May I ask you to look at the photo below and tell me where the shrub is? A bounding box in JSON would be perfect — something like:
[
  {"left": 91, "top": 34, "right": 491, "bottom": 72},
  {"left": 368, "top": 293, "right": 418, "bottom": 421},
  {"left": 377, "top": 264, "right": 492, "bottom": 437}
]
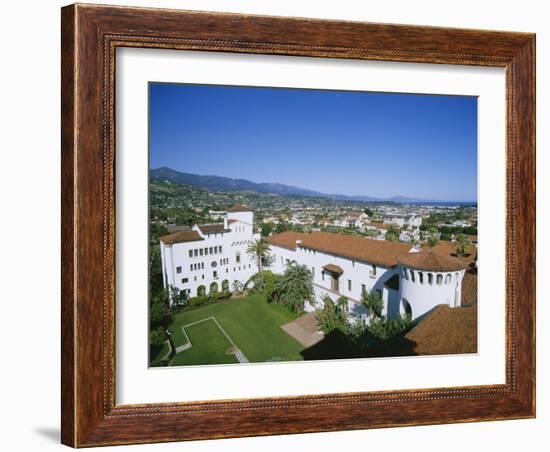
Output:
[
  {"left": 189, "top": 295, "right": 209, "bottom": 307},
  {"left": 212, "top": 290, "right": 232, "bottom": 301},
  {"left": 316, "top": 308, "right": 347, "bottom": 334},
  {"left": 149, "top": 326, "right": 167, "bottom": 347},
  {"left": 316, "top": 294, "right": 349, "bottom": 334},
  {"left": 367, "top": 316, "right": 412, "bottom": 341},
  {"left": 262, "top": 271, "right": 284, "bottom": 302}
]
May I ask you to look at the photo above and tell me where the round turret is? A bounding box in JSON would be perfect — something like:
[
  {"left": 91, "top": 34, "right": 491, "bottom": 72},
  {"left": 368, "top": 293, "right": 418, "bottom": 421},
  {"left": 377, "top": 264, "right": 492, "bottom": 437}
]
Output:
[{"left": 397, "top": 249, "right": 469, "bottom": 319}]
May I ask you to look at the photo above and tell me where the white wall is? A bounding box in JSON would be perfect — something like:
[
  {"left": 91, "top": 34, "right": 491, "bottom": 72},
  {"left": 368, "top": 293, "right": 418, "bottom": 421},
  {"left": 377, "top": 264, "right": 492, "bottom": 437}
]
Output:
[
  {"left": 162, "top": 221, "right": 258, "bottom": 299},
  {"left": 399, "top": 268, "right": 465, "bottom": 319},
  {"left": 1, "top": 1, "right": 547, "bottom": 452}
]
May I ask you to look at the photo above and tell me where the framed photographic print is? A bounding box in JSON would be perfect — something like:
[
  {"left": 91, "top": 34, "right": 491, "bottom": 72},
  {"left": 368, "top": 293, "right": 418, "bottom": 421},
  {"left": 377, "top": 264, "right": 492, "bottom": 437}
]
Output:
[{"left": 61, "top": 3, "right": 536, "bottom": 447}]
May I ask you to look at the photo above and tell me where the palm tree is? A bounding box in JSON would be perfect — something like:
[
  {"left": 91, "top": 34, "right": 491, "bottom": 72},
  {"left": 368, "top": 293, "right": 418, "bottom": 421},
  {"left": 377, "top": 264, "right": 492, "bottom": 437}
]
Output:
[
  {"left": 454, "top": 233, "right": 470, "bottom": 257},
  {"left": 385, "top": 225, "right": 400, "bottom": 242},
  {"left": 361, "top": 290, "right": 384, "bottom": 320},
  {"left": 246, "top": 238, "right": 271, "bottom": 290},
  {"left": 426, "top": 234, "right": 439, "bottom": 248},
  {"left": 276, "top": 261, "right": 314, "bottom": 313}
]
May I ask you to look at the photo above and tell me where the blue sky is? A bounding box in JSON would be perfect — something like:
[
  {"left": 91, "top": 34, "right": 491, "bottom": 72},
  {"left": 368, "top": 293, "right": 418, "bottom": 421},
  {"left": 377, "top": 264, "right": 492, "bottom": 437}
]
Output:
[{"left": 149, "top": 83, "right": 477, "bottom": 202}]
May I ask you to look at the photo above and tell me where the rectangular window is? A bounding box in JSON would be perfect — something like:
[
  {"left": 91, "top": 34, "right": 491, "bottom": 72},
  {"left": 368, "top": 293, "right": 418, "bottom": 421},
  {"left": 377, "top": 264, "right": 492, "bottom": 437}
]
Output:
[
  {"left": 199, "top": 249, "right": 203, "bottom": 256},
  {"left": 190, "top": 264, "right": 193, "bottom": 271},
  {"left": 219, "top": 246, "right": 223, "bottom": 253},
  {"left": 181, "top": 278, "right": 188, "bottom": 284},
  {"left": 361, "top": 284, "right": 366, "bottom": 295},
  {"left": 188, "top": 250, "right": 193, "bottom": 258},
  {"left": 213, "top": 271, "right": 218, "bottom": 278},
  {"left": 201, "top": 262, "right": 204, "bottom": 269},
  {"left": 348, "top": 279, "right": 352, "bottom": 291},
  {"left": 236, "top": 253, "right": 241, "bottom": 263},
  {"left": 209, "top": 247, "right": 213, "bottom": 254},
  {"left": 176, "top": 266, "right": 182, "bottom": 274},
  {"left": 322, "top": 272, "right": 325, "bottom": 281},
  {"left": 312, "top": 267, "right": 315, "bottom": 278},
  {"left": 194, "top": 249, "right": 198, "bottom": 257},
  {"left": 205, "top": 248, "right": 209, "bottom": 255}
]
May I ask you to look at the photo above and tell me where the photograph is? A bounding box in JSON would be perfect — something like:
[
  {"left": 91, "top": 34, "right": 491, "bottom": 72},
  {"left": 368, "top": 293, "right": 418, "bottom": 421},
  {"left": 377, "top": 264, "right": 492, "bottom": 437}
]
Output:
[{"left": 148, "top": 83, "right": 479, "bottom": 367}]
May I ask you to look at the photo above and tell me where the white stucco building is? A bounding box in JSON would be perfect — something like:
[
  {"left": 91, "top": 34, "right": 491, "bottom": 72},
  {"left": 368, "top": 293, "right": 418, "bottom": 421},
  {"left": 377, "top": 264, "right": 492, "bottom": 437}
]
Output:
[
  {"left": 159, "top": 205, "right": 260, "bottom": 303},
  {"left": 266, "top": 231, "right": 470, "bottom": 322}
]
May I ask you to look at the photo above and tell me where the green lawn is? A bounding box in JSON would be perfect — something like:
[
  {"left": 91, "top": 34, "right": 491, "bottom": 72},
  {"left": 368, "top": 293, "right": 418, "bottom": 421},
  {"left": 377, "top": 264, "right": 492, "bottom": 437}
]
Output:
[
  {"left": 167, "top": 294, "right": 304, "bottom": 366},
  {"left": 171, "top": 319, "right": 238, "bottom": 366}
]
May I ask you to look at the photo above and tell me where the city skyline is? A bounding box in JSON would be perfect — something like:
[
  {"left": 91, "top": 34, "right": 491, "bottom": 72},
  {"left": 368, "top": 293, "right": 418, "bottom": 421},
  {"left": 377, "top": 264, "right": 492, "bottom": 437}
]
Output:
[{"left": 150, "top": 83, "right": 478, "bottom": 202}]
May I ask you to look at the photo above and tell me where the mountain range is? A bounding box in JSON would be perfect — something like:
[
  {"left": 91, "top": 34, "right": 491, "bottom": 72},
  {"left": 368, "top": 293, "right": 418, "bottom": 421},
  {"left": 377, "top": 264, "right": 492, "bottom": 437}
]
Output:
[{"left": 150, "top": 167, "right": 474, "bottom": 205}]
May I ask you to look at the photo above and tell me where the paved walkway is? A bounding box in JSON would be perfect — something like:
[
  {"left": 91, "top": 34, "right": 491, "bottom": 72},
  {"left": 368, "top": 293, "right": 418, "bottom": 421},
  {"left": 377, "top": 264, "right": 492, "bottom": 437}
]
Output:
[
  {"left": 281, "top": 312, "right": 324, "bottom": 348},
  {"left": 156, "top": 340, "right": 172, "bottom": 361}
]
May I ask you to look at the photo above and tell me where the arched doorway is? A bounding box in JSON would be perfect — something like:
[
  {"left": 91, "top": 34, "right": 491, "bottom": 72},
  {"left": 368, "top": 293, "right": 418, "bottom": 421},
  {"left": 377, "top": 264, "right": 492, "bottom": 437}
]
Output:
[
  {"left": 197, "top": 285, "right": 206, "bottom": 296},
  {"left": 221, "top": 279, "right": 229, "bottom": 291},
  {"left": 209, "top": 282, "right": 219, "bottom": 294}
]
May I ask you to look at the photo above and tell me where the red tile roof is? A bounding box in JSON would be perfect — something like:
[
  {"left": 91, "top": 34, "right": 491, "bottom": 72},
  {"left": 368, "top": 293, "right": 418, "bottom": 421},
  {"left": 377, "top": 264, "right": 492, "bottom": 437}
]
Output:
[
  {"left": 267, "top": 231, "right": 412, "bottom": 267},
  {"left": 461, "top": 272, "right": 478, "bottom": 307},
  {"left": 226, "top": 205, "right": 251, "bottom": 212},
  {"left": 405, "top": 305, "right": 477, "bottom": 355},
  {"left": 398, "top": 249, "right": 469, "bottom": 272},
  {"left": 197, "top": 223, "right": 230, "bottom": 234},
  {"left": 159, "top": 230, "right": 203, "bottom": 245},
  {"left": 265, "top": 231, "right": 305, "bottom": 250},
  {"left": 430, "top": 241, "right": 476, "bottom": 267},
  {"left": 322, "top": 264, "right": 344, "bottom": 274}
]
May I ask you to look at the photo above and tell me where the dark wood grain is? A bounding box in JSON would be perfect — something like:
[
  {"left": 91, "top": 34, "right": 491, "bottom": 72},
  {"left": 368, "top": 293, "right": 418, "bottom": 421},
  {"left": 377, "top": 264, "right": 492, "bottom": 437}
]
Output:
[{"left": 61, "top": 3, "right": 536, "bottom": 447}]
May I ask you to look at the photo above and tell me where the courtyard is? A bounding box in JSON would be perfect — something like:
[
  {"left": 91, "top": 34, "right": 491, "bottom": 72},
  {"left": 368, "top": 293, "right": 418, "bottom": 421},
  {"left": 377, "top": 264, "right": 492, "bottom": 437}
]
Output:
[{"left": 159, "top": 294, "right": 306, "bottom": 366}]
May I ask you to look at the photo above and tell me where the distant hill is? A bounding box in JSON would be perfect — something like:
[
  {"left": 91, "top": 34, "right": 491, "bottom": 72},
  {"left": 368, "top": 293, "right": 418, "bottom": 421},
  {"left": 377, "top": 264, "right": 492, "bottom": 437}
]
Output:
[{"left": 150, "top": 167, "right": 474, "bottom": 205}]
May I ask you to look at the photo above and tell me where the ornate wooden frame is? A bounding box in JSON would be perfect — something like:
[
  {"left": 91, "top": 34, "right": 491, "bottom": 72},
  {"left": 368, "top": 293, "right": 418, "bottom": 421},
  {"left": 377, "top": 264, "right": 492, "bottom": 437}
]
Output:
[{"left": 61, "top": 3, "right": 536, "bottom": 447}]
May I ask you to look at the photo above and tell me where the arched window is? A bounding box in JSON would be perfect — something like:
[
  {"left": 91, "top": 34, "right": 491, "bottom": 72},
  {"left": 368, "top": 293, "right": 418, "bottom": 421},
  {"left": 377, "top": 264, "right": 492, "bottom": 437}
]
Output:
[
  {"left": 428, "top": 273, "right": 433, "bottom": 285},
  {"left": 419, "top": 272, "right": 424, "bottom": 284},
  {"left": 445, "top": 274, "right": 451, "bottom": 284},
  {"left": 436, "top": 274, "right": 443, "bottom": 285},
  {"left": 209, "top": 282, "right": 219, "bottom": 293},
  {"left": 410, "top": 270, "right": 415, "bottom": 283},
  {"left": 401, "top": 298, "right": 412, "bottom": 318}
]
